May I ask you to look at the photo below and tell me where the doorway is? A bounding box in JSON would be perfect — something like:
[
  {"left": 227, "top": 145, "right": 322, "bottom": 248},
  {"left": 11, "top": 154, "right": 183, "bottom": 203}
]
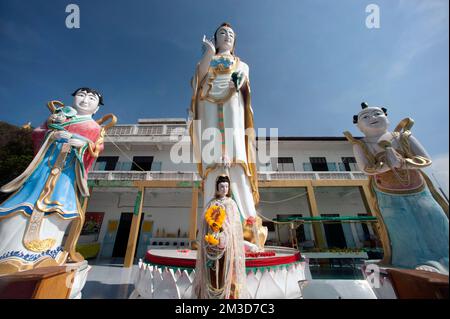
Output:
[
  {"left": 112, "top": 213, "right": 144, "bottom": 258},
  {"left": 321, "top": 214, "right": 347, "bottom": 248}
]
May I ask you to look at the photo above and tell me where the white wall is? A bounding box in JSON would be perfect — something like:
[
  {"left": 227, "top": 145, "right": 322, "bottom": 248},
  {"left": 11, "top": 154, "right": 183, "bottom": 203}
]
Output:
[
  {"left": 86, "top": 188, "right": 200, "bottom": 257},
  {"left": 98, "top": 138, "right": 358, "bottom": 173}
]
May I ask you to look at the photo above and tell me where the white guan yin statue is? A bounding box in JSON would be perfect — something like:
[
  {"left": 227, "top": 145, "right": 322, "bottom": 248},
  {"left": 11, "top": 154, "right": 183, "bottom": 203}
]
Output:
[
  {"left": 0, "top": 88, "right": 116, "bottom": 274},
  {"left": 344, "top": 102, "right": 449, "bottom": 274},
  {"left": 189, "top": 22, "right": 267, "bottom": 249}
]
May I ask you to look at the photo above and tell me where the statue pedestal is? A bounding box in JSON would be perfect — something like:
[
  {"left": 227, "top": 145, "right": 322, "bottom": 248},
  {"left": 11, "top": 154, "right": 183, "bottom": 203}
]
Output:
[
  {"left": 0, "top": 261, "right": 90, "bottom": 299},
  {"left": 387, "top": 268, "right": 449, "bottom": 299},
  {"left": 131, "top": 246, "right": 309, "bottom": 299}
]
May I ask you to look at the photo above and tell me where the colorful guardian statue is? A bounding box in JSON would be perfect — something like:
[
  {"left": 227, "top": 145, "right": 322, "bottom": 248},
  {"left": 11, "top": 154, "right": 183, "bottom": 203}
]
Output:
[
  {"left": 344, "top": 102, "right": 449, "bottom": 274},
  {"left": 0, "top": 88, "right": 116, "bottom": 274},
  {"left": 193, "top": 175, "right": 248, "bottom": 299},
  {"left": 189, "top": 23, "right": 267, "bottom": 248}
]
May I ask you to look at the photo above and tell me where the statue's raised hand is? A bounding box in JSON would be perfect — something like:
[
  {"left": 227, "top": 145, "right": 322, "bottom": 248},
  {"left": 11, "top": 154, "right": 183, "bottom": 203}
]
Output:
[
  {"left": 385, "top": 146, "right": 403, "bottom": 169},
  {"left": 68, "top": 138, "right": 86, "bottom": 149},
  {"left": 379, "top": 140, "right": 403, "bottom": 169},
  {"left": 202, "top": 35, "right": 215, "bottom": 56},
  {"left": 54, "top": 130, "right": 72, "bottom": 140}
]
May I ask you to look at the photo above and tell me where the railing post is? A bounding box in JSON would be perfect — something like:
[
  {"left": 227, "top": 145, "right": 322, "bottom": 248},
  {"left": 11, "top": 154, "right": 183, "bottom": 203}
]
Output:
[
  {"left": 306, "top": 182, "right": 326, "bottom": 249},
  {"left": 189, "top": 184, "right": 199, "bottom": 242},
  {"left": 132, "top": 125, "right": 138, "bottom": 135},
  {"left": 124, "top": 187, "right": 145, "bottom": 268}
]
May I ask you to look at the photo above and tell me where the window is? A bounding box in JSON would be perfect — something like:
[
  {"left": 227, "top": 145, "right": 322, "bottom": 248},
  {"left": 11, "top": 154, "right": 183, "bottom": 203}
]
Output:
[
  {"left": 358, "top": 214, "right": 371, "bottom": 242},
  {"left": 309, "top": 157, "right": 328, "bottom": 172},
  {"left": 95, "top": 156, "right": 119, "bottom": 171},
  {"left": 321, "top": 214, "right": 347, "bottom": 248},
  {"left": 342, "top": 157, "right": 357, "bottom": 172},
  {"left": 131, "top": 156, "right": 154, "bottom": 171},
  {"left": 276, "top": 157, "right": 295, "bottom": 171},
  {"left": 151, "top": 161, "right": 162, "bottom": 171}
]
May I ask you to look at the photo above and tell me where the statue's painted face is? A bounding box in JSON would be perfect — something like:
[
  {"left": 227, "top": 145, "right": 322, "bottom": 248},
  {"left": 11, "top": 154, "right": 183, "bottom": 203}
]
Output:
[
  {"left": 357, "top": 107, "right": 389, "bottom": 136},
  {"left": 217, "top": 181, "right": 229, "bottom": 198},
  {"left": 73, "top": 90, "right": 100, "bottom": 116},
  {"left": 215, "top": 26, "right": 235, "bottom": 53}
]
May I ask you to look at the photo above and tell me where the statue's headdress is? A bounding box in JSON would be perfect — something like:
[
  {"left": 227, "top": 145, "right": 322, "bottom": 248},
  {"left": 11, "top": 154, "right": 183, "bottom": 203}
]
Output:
[
  {"left": 215, "top": 174, "right": 232, "bottom": 197},
  {"left": 353, "top": 102, "right": 388, "bottom": 124}
]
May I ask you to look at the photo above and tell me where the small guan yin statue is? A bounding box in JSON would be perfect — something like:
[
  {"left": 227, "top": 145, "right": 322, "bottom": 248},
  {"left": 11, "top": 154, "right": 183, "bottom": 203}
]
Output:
[{"left": 193, "top": 175, "right": 248, "bottom": 299}]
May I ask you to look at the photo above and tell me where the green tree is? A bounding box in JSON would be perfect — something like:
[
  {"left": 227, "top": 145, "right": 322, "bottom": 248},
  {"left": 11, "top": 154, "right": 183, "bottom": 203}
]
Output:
[{"left": 0, "top": 122, "right": 34, "bottom": 202}]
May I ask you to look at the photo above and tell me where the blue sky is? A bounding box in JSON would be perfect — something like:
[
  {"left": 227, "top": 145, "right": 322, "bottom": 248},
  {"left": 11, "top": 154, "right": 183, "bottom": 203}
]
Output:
[{"left": 0, "top": 0, "right": 448, "bottom": 191}]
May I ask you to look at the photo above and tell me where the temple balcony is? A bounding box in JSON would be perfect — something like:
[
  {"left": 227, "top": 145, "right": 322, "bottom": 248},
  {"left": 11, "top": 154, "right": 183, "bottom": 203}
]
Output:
[
  {"left": 104, "top": 123, "right": 188, "bottom": 144},
  {"left": 257, "top": 171, "right": 367, "bottom": 181},
  {"left": 87, "top": 170, "right": 367, "bottom": 183}
]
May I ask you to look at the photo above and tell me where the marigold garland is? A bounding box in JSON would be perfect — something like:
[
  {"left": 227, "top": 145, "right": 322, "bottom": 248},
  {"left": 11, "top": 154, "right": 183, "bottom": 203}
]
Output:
[{"left": 204, "top": 204, "right": 226, "bottom": 246}]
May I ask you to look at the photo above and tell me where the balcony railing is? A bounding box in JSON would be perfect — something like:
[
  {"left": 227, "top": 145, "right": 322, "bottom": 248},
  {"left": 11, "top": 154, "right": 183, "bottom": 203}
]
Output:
[
  {"left": 106, "top": 124, "right": 187, "bottom": 137},
  {"left": 88, "top": 171, "right": 200, "bottom": 181},
  {"left": 258, "top": 171, "right": 367, "bottom": 181},
  {"left": 88, "top": 170, "right": 367, "bottom": 182}
]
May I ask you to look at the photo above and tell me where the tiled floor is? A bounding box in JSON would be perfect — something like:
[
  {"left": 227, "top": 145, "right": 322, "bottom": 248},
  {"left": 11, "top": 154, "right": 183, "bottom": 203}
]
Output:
[{"left": 82, "top": 258, "right": 138, "bottom": 299}]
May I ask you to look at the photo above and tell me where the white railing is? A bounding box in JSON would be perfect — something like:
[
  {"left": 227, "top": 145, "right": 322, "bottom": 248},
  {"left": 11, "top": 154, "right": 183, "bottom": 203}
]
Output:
[
  {"left": 88, "top": 171, "right": 201, "bottom": 181},
  {"left": 258, "top": 171, "right": 367, "bottom": 181},
  {"left": 88, "top": 170, "right": 367, "bottom": 182},
  {"left": 106, "top": 124, "right": 187, "bottom": 137}
]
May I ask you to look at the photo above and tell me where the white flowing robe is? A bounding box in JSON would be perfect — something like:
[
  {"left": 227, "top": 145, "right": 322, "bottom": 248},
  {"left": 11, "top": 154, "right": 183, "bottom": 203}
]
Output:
[
  {"left": 192, "top": 197, "right": 248, "bottom": 299},
  {"left": 190, "top": 55, "right": 259, "bottom": 219}
]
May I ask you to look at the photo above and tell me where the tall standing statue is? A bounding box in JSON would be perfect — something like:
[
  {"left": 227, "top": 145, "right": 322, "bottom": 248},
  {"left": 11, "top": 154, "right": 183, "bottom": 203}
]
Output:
[
  {"left": 0, "top": 88, "right": 116, "bottom": 274},
  {"left": 344, "top": 102, "right": 449, "bottom": 274},
  {"left": 189, "top": 23, "right": 266, "bottom": 248}
]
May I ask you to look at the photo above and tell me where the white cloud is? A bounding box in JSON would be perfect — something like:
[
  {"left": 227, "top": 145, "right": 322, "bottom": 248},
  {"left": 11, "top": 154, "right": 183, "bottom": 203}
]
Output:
[{"left": 425, "top": 153, "right": 449, "bottom": 199}]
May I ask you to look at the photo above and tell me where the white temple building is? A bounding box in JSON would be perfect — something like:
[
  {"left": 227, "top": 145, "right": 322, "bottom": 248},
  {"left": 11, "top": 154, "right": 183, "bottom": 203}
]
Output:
[{"left": 79, "top": 118, "right": 381, "bottom": 267}]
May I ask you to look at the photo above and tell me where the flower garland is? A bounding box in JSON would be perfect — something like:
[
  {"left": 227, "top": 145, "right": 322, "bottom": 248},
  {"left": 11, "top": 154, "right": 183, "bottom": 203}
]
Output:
[
  {"left": 204, "top": 204, "right": 226, "bottom": 246},
  {"left": 308, "top": 247, "right": 366, "bottom": 253},
  {"left": 245, "top": 251, "right": 276, "bottom": 258}
]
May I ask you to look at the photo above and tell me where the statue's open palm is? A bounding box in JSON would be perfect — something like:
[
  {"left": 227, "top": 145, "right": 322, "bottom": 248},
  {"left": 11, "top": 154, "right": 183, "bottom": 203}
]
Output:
[{"left": 202, "top": 35, "right": 215, "bottom": 55}]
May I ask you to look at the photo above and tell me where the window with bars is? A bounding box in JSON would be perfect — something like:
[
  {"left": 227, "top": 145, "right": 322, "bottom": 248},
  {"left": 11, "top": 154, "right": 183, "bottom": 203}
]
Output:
[
  {"left": 275, "top": 157, "right": 295, "bottom": 171},
  {"left": 342, "top": 157, "right": 357, "bottom": 172},
  {"left": 131, "top": 156, "right": 154, "bottom": 171},
  {"left": 309, "top": 157, "right": 328, "bottom": 172},
  {"left": 94, "top": 156, "right": 119, "bottom": 171}
]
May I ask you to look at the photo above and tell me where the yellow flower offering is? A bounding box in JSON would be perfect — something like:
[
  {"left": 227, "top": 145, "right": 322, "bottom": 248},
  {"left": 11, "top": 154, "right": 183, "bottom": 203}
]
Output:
[
  {"left": 204, "top": 233, "right": 219, "bottom": 246},
  {"left": 204, "top": 204, "right": 226, "bottom": 245}
]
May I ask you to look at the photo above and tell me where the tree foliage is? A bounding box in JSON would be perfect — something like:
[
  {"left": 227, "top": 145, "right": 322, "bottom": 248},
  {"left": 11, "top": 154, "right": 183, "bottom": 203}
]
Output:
[{"left": 0, "top": 122, "right": 34, "bottom": 202}]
